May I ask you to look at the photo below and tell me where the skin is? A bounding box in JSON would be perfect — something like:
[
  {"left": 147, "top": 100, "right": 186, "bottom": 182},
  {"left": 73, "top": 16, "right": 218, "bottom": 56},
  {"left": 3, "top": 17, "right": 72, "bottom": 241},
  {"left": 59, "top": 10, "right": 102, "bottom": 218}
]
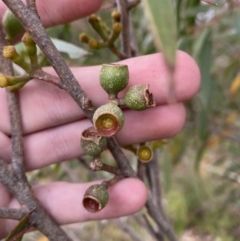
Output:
[{"left": 0, "top": 0, "right": 201, "bottom": 237}]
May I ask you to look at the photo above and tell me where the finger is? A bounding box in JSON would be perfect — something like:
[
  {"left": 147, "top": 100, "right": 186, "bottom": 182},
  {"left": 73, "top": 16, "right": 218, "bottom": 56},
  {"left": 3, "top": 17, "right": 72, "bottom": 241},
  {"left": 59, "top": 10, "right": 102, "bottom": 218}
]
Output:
[
  {"left": 0, "top": 0, "right": 103, "bottom": 27},
  {"left": 22, "top": 103, "right": 184, "bottom": 171},
  {"left": 0, "top": 51, "right": 200, "bottom": 135},
  {"left": 6, "top": 179, "right": 147, "bottom": 237}
]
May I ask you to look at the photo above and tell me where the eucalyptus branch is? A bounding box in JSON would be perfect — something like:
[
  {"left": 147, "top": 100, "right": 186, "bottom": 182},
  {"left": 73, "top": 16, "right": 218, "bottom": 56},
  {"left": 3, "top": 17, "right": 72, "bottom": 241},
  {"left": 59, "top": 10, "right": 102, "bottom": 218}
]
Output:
[
  {"left": 26, "top": 0, "right": 39, "bottom": 18},
  {"left": 142, "top": 214, "right": 164, "bottom": 241},
  {"left": 147, "top": 150, "right": 163, "bottom": 209},
  {"left": 32, "top": 69, "right": 62, "bottom": 88},
  {"left": 2, "top": 0, "right": 135, "bottom": 180},
  {"left": 0, "top": 207, "right": 28, "bottom": 220},
  {"left": 112, "top": 219, "right": 143, "bottom": 241},
  {"left": 90, "top": 158, "right": 122, "bottom": 176},
  {"left": 116, "top": 0, "right": 132, "bottom": 57},
  {"left": 145, "top": 197, "right": 178, "bottom": 241},
  {"left": 0, "top": 14, "right": 73, "bottom": 241},
  {"left": 107, "top": 138, "right": 135, "bottom": 177},
  {"left": 137, "top": 160, "right": 144, "bottom": 180}
]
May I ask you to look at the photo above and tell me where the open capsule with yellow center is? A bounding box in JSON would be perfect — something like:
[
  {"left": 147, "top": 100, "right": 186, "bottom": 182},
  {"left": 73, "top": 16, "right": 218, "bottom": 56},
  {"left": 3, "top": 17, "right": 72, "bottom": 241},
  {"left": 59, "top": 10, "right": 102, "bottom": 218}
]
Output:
[
  {"left": 83, "top": 184, "right": 109, "bottom": 213},
  {"left": 137, "top": 145, "right": 153, "bottom": 163},
  {"left": 93, "top": 103, "right": 124, "bottom": 137},
  {"left": 81, "top": 127, "right": 107, "bottom": 157}
]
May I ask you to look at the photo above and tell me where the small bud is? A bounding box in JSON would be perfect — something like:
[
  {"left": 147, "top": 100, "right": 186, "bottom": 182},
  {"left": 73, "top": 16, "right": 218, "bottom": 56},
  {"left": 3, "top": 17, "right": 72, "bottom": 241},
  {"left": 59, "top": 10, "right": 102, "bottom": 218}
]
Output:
[
  {"left": 124, "top": 84, "right": 156, "bottom": 111},
  {"left": 0, "top": 74, "right": 30, "bottom": 88},
  {"left": 88, "top": 15, "right": 108, "bottom": 41},
  {"left": 88, "top": 38, "right": 100, "bottom": 49},
  {"left": 0, "top": 74, "right": 8, "bottom": 87},
  {"left": 3, "top": 45, "right": 17, "bottom": 59},
  {"left": 81, "top": 127, "right": 107, "bottom": 156},
  {"left": 79, "top": 33, "right": 90, "bottom": 44},
  {"left": 111, "top": 10, "right": 121, "bottom": 22},
  {"left": 83, "top": 184, "right": 109, "bottom": 213},
  {"left": 22, "top": 32, "right": 35, "bottom": 46},
  {"left": 22, "top": 32, "right": 38, "bottom": 66},
  {"left": 100, "top": 64, "right": 129, "bottom": 96},
  {"left": 112, "top": 23, "right": 122, "bottom": 34},
  {"left": 137, "top": 145, "right": 153, "bottom": 163},
  {"left": 107, "top": 23, "right": 122, "bottom": 44},
  {"left": 93, "top": 103, "right": 124, "bottom": 137},
  {"left": 3, "top": 46, "right": 31, "bottom": 73},
  {"left": 2, "top": 9, "right": 25, "bottom": 41},
  {"left": 88, "top": 14, "right": 99, "bottom": 25}
]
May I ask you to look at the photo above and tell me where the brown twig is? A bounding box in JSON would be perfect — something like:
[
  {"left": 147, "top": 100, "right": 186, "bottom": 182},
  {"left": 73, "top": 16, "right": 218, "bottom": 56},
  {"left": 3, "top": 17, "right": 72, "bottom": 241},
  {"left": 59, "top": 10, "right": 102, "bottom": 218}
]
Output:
[
  {"left": 108, "top": 45, "right": 126, "bottom": 59},
  {"left": 145, "top": 197, "right": 178, "bottom": 241},
  {"left": 26, "top": 0, "right": 39, "bottom": 18},
  {"left": 0, "top": 10, "right": 73, "bottom": 241},
  {"left": 90, "top": 158, "right": 122, "bottom": 176},
  {"left": 107, "top": 138, "right": 135, "bottom": 177},
  {"left": 0, "top": 159, "right": 72, "bottom": 240},
  {"left": 116, "top": 0, "right": 132, "bottom": 57},
  {"left": 142, "top": 214, "right": 164, "bottom": 241},
  {"left": 32, "top": 69, "right": 63, "bottom": 88},
  {"left": 0, "top": 207, "right": 28, "bottom": 220},
  {"left": 147, "top": 150, "right": 163, "bottom": 209},
  {"left": 137, "top": 160, "right": 144, "bottom": 181},
  {"left": 112, "top": 218, "right": 143, "bottom": 241},
  {"left": 102, "top": 175, "right": 124, "bottom": 187}
]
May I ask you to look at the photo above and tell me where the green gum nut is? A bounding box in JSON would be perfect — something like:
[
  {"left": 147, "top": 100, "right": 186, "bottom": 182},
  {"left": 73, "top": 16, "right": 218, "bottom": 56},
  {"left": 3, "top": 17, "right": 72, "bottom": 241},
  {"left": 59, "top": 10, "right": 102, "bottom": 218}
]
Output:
[
  {"left": 93, "top": 103, "right": 124, "bottom": 137},
  {"left": 137, "top": 145, "right": 153, "bottom": 163},
  {"left": 2, "top": 9, "right": 24, "bottom": 42},
  {"left": 124, "top": 84, "right": 156, "bottom": 111},
  {"left": 83, "top": 184, "right": 109, "bottom": 213},
  {"left": 81, "top": 127, "right": 107, "bottom": 156},
  {"left": 100, "top": 64, "right": 129, "bottom": 96}
]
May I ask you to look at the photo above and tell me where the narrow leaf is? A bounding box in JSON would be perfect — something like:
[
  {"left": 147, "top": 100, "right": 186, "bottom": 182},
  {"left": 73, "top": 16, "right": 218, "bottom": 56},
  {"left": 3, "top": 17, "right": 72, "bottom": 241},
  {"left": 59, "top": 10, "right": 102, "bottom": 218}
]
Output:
[
  {"left": 142, "top": 0, "right": 177, "bottom": 68},
  {"left": 5, "top": 211, "right": 33, "bottom": 241},
  {"left": 234, "top": 12, "right": 240, "bottom": 41},
  {"left": 194, "top": 29, "right": 212, "bottom": 140},
  {"left": 51, "top": 38, "right": 90, "bottom": 59}
]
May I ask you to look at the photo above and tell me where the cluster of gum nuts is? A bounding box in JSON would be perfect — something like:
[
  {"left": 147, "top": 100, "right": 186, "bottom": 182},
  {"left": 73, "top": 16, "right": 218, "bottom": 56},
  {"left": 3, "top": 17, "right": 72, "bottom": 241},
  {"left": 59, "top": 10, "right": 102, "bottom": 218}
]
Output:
[{"left": 81, "top": 64, "right": 156, "bottom": 213}]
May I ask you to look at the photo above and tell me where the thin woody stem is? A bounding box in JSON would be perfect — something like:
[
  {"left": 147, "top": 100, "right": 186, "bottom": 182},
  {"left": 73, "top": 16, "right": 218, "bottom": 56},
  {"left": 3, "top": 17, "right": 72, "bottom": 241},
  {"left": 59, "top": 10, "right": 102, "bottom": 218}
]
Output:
[
  {"left": 0, "top": 27, "right": 25, "bottom": 178},
  {"left": 116, "top": 0, "right": 131, "bottom": 57},
  {"left": 32, "top": 69, "right": 62, "bottom": 88},
  {"left": 0, "top": 207, "right": 28, "bottom": 220},
  {"left": 26, "top": 0, "right": 39, "bottom": 17},
  {"left": 0, "top": 10, "right": 73, "bottom": 241}
]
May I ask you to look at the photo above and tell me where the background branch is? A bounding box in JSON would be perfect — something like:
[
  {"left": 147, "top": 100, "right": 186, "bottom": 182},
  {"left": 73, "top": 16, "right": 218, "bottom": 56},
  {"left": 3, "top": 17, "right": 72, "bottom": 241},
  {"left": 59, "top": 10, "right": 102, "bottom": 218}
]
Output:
[
  {"left": 116, "top": 0, "right": 132, "bottom": 57},
  {"left": 0, "top": 12, "right": 73, "bottom": 241}
]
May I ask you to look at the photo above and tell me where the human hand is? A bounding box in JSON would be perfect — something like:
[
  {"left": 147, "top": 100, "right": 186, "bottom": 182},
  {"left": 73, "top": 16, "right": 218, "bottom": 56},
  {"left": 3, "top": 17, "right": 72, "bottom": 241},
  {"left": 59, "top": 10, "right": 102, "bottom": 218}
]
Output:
[{"left": 0, "top": 0, "right": 200, "bottom": 237}]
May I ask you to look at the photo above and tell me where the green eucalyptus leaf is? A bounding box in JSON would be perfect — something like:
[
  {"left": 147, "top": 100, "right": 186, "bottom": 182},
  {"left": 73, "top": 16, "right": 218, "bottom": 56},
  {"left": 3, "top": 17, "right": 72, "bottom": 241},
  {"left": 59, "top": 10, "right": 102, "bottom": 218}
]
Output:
[
  {"left": 194, "top": 29, "right": 212, "bottom": 140},
  {"left": 51, "top": 38, "right": 90, "bottom": 59},
  {"left": 142, "top": 0, "right": 177, "bottom": 68},
  {"left": 5, "top": 211, "right": 33, "bottom": 241},
  {"left": 15, "top": 38, "right": 89, "bottom": 61},
  {"left": 233, "top": 12, "right": 240, "bottom": 41}
]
